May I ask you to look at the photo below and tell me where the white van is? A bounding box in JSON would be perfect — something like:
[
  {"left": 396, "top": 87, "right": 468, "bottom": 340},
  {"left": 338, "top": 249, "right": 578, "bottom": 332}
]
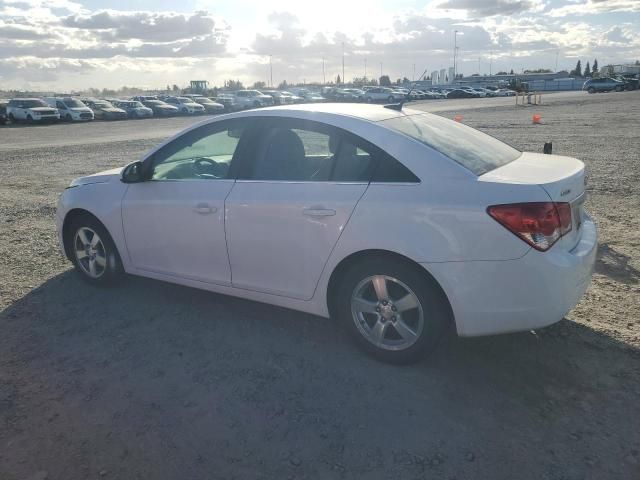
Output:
[{"left": 44, "top": 97, "right": 94, "bottom": 121}]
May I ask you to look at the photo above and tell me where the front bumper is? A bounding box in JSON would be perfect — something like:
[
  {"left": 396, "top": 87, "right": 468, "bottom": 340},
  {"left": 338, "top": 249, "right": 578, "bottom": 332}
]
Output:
[{"left": 424, "top": 215, "right": 598, "bottom": 337}]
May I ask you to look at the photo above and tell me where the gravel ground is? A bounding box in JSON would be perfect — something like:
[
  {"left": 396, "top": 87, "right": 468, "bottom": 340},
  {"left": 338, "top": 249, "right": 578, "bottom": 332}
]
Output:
[{"left": 1, "top": 91, "right": 639, "bottom": 480}]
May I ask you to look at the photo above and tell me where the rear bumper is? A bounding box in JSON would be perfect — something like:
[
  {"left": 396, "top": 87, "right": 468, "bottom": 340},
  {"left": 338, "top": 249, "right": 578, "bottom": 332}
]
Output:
[{"left": 424, "top": 215, "right": 597, "bottom": 337}]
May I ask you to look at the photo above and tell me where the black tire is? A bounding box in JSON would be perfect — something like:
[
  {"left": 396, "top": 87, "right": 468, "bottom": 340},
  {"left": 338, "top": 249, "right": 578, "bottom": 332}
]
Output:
[
  {"left": 615, "top": 86, "right": 622, "bottom": 92},
  {"left": 335, "top": 257, "right": 450, "bottom": 364},
  {"left": 67, "top": 214, "right": 123, "bottom": 286},
  {"left": 253, "top": 101, "right": 261, "bottom": 108},
  {"left": 587, "top": 87, "right": 595, "bottom": 94},
  {"left": 26, "top": 115, "right": 33, "bottom": 124},
  {"left": 8, "top": 113, "right": 16, "bottom": 123},
  {"left": 388, "top": 95, "right": 394, "bottom": 102},
  {"left": 65, "top": 114, "right": 72, "bottom": 121}
]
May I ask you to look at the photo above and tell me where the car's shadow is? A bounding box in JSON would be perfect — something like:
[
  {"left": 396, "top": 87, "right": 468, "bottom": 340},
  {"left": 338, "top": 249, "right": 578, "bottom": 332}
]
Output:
[{"left": 1, "top": 270, "right": 638, "bottom": 480}]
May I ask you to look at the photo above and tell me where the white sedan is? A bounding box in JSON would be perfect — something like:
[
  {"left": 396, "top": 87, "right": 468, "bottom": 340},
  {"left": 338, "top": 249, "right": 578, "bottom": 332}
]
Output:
[{"left": 56, "top": 104, "right": 597, "bottom": 363}]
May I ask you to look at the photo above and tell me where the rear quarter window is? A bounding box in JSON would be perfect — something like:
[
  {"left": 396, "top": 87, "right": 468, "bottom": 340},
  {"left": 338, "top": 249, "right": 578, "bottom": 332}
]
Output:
[{"left": 380, "top": 113, "right": 521, "bottom": 176}]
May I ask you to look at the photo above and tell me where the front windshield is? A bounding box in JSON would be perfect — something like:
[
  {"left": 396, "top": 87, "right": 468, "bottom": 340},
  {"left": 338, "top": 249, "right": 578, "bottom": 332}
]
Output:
[
  {"left": 93, "top": 101, "right": 111, "bottom": 108},
  {"left": 146, "top": 100, "right": 163, "bottom": 105},
  {"left": 64, "top": 98, "right": 86, "bottom": 108},
  {"left": 381, "top": 113, "right": 521, "bottom": 176},
  {"left": 24, "top": 99, "right": 49, "bottom": 108}
]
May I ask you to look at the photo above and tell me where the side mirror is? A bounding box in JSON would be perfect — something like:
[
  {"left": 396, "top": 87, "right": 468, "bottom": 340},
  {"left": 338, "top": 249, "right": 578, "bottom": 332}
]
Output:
[{"left": 121, "top": 161, "right": 145, "bottom": 183}]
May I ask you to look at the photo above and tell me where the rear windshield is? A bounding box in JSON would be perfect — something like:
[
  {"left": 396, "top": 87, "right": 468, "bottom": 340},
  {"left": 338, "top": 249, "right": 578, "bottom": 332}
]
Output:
[{"left": 380, "top": 113, "right": 521, "bottom": 175}]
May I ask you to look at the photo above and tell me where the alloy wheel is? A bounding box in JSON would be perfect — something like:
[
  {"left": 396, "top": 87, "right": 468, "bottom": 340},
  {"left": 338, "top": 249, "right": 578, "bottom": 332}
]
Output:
[
  {"left": 351, "top": 275, "right": 424, "bottom": 351},
  {"left": 74, "top": 227, "right": 107, "bottom": 279}
]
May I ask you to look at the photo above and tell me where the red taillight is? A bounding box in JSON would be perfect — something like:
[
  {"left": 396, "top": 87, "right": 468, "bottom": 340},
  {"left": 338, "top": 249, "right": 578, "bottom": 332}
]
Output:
[{"left": 487, "top": 202, "right": 572, "bottom": 251}]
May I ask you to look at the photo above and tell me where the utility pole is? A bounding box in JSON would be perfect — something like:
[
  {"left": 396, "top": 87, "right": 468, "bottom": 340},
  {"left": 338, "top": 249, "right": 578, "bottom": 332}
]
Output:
[
  {"left": 453, "top": 30, "right": 458, "bottom": 80},
  {"left": 478, "top": 56, "right": 481, "bottom": 75},
  {"left": 341, "top": 42, "right": 345, "bottom": 85},
  {"left": 380, "top": 62, "right": 383, "bottom": 78},
  {"left": 269, "top": 55, "right": 273, "bottom": 87},
  {"left": 555, "top": 50, "right": 559, "bottom": 72},
  {"left": 413, "top": 63, "right": 415, "bottom": 81},
  {"left": 322, "top": 56, "right": 325, "bottom": 84},
  {"left": 489, "top": 50, "right": 492, "bottom": 76},
  {"left": 364, "top": 58, "right": 367, "bottom": 81}
]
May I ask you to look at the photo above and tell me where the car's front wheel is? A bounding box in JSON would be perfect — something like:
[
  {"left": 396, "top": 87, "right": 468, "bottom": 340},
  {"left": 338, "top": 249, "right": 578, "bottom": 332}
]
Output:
[
  {"left": 336, "top": 257, "right": 449, "bottom": 364},
  {"left": 68, "top": 215, "right": 122, "bottom": 285},
  {"left": 587, "top": 87, "right": 595, "bottom": 94}
]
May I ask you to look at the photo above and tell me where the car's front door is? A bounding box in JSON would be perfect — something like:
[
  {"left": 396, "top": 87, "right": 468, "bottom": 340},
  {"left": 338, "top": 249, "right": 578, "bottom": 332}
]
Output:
[
  {"left": 121, "top": 118, "right": 250, "bottom": 285},
  {"left": 225, "top": 118, "right": 375, "bottom": 300}
]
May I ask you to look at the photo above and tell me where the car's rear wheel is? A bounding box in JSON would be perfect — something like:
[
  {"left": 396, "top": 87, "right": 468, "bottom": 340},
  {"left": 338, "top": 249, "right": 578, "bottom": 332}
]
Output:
[
  {"left": 587, "top": 87, "right": 595, "bottom": 94},
  {"left": 8, "top": 113, "right": 16, "bottom": 123},
  {"left": 68, "top": 215, "right": 122, "bottom": 285},
  {"left": 336, "top": 257, "right": 449, "bottom": 364}
]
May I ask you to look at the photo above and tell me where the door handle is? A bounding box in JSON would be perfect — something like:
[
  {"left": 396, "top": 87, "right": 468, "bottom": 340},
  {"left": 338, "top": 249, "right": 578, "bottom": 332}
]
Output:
[
  {"left": 194, "top": 203, "right": 217, "bottom": 215},
  {"left": 303, "top": 207, "right": 336, "bottom": 217}
]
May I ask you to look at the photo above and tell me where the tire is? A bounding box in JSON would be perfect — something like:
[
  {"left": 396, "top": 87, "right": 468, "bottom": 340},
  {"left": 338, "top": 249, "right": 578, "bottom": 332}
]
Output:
[
  {"left": 388, "top": 95, "right": 394, "bottom": 102},
  {"left": 8, "top": 113, "right": 16, "bottom": 123},
  {"left": 65, "top": 114, "right": 72, "bottom": 122},
  {"left": 67, "top": 214, "right": 123, "bottom": 286},
  {"left": 335, "top": 257, "right": 450, "bottom": 364},
  {"left": 253, "top": 101, "right": 261, "bottom": 108},
  {"left": 587, "top": 87, "right": 595, "bottom": 94},
  {"left": 26, "top": 115, "right": 33, "bottom": 124},
  {"left": 615, "top": 86, "right": 622, "bottom": 92}
]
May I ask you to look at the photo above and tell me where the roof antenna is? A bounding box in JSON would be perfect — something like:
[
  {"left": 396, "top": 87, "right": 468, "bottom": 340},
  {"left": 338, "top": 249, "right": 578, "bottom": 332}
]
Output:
[{"left": 384, "top": 67, "right": 429, "bottom": 111}]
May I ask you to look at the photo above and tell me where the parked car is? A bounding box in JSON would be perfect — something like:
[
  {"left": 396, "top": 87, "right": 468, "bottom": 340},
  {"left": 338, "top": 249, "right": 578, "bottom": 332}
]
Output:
[
  {"left": 110, "top": 100, "right": 154, "bottom": 119},
  {"left": 164, "top": 96, "right": 206, "bottom": 114},
  {"left": 492, "top": 88, "right": 516, "bottom": 97},
  {"left": 215, "top": 94, "right": 242, "bottom": 112},
  {"left": 0, "top": 100, "right": 8, "bottom": 125},
  {"left": 7, "top": 98, "right": 60, "bottom": 123},
  {"left": 82, "top": 99, "right": 127, "bottom": 120},
  {"left": 363, "top": 87, "right": 405, "bottom": 103},
  {"left": 261, "top": 90, "right": 292, "bottom": 105},
  {"left": 44, "top": 97, "right": 94, "bottom": 121},
  {"left": 582, "top": 77, "right": 625, "bottom": 93},
  {"left": 135, "top": 98, "right": 179, "bottom": 117},
  {"left": 445, "top": 89, "right": 479, "bottom": 99},
  {"left": 231, "top": 90, "right": 274, "bottom": 109},
  {"left": 300, "top": 91, "right": 326, "bottom": 103},
  {"left": 616, "top": 76, "right": 639, "bottom": 91},
  {"left": 190, "top": 96, "right": 225, "bottom": 114},
  {"left": 55, "top": 103, "right": 597, "bottom": 364}
]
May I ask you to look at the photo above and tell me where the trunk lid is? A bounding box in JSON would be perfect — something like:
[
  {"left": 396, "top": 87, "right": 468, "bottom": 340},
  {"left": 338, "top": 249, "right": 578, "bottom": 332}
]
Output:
[{"left": 480, "top": 152, "right": 587, "bottom": 250}]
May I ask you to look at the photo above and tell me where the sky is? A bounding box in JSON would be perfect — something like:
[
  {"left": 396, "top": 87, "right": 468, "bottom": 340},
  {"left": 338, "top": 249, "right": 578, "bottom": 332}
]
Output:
[{"left": 0, "top": 0, "right": 638, "bottom": 91}]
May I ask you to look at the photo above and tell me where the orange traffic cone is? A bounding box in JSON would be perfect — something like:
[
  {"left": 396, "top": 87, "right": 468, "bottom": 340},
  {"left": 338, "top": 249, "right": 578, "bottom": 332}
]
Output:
[
  {"left": 454, "top": 115, "right": 463, "bottom": 122},
  {"left": 532, "top": 114, "right": 541, "bottom": 124}
]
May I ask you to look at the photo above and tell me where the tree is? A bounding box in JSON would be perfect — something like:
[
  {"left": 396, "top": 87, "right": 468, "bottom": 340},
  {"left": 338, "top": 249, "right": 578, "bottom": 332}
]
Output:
[
  {"left": 379, "top": 75, "right": 391, "bottom": 86},
  {"left": 509, "top": 69, "right": 514, "bottom": 74},
  {"left": 402, "top": 77, "right": 410, "bottom": 84},
  {"left": 278, "top": 80, "right": 289, "bottom": 89},
  {"left": 172, "top": 84, "right": 180, "bottom": 92},
  {"left": 336, "top": 74, "right": 341, "bottom": 84},
  {"left": 224, "top": 79, "right": 244, "bottom": 90},
  {"left": 592, "top": 59, "right": 598, "bottom": 73},
  {"left": 253, "top": 81, "right": 266, "bottom": 89},
  {"left": 583, "top": 61, "right": 590, "bottom": 76},
  {"left": 496, "top": 71, "right": 508, "bottom": 75},
  {"left": 570, "top": 60, "right": 582, "bottom": 77}
]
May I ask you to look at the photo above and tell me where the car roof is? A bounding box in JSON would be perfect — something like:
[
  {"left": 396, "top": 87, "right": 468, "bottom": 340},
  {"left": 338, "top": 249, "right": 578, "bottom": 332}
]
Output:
[{"left": 232, "top": 103, "right": 422, "bottom": 122}]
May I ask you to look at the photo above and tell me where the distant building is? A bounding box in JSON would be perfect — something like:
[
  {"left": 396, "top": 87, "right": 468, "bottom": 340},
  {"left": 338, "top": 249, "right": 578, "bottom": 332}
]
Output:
[
  {"left": 448, "top": 67, "right": 455, "bottom": 85},
  {"left": 189, "top": 80, "right": 209, "bottom": 92},
  {"left": 431, "top": 70, "right": 439, "bottom": 85},
  {"left": 439, "top": 68, "right": 447, "bottom": 85}
]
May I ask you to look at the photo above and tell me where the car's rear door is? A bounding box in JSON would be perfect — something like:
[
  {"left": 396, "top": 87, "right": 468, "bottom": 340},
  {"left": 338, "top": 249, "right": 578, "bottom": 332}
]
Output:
[
  {"left": 225, "top": 118, "right": 375, "bottom": 300},
  {"left": 121, "top": 118, "right": 251, "bottom": 285}
]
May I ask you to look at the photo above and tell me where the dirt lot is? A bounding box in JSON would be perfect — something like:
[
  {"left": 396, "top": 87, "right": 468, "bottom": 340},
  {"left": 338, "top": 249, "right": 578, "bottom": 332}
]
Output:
[{"left": 1, "top": 91, "right": 639, "bottom": 480}]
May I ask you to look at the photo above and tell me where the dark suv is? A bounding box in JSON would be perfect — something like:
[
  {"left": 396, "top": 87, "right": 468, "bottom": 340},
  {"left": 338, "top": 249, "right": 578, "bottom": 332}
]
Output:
[
  {"left": 582, "top": 77, "right": 625, "bottom": 93},
  {"left": 0, "top": 100, "right": 8, "bottom": 125}
]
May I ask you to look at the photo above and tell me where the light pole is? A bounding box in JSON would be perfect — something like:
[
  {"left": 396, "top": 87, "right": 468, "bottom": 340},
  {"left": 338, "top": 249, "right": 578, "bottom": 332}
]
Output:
[
  {"left": 413, "top": 63, "right": 415, "bottom": 81},
  {"left": 453, "top": 30, "right": 461, "bottom": 82},
  {"left": 322, "top": 56, "right": 326, "bottom": 84},
  {"left": 269, "top": 55, "right": 273, "bottom": 87},
  {"left": 555, "top": 50, "right": 559, "bottom": 72},
  {"left": 341, "top": 42, "right": 345, "bottom": 85},
  {"left": 364, "top": 58, "right": 367, "bottom": 82},
  {"left": 380, "top": 62, "right": 383, "bottom": 79}
]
